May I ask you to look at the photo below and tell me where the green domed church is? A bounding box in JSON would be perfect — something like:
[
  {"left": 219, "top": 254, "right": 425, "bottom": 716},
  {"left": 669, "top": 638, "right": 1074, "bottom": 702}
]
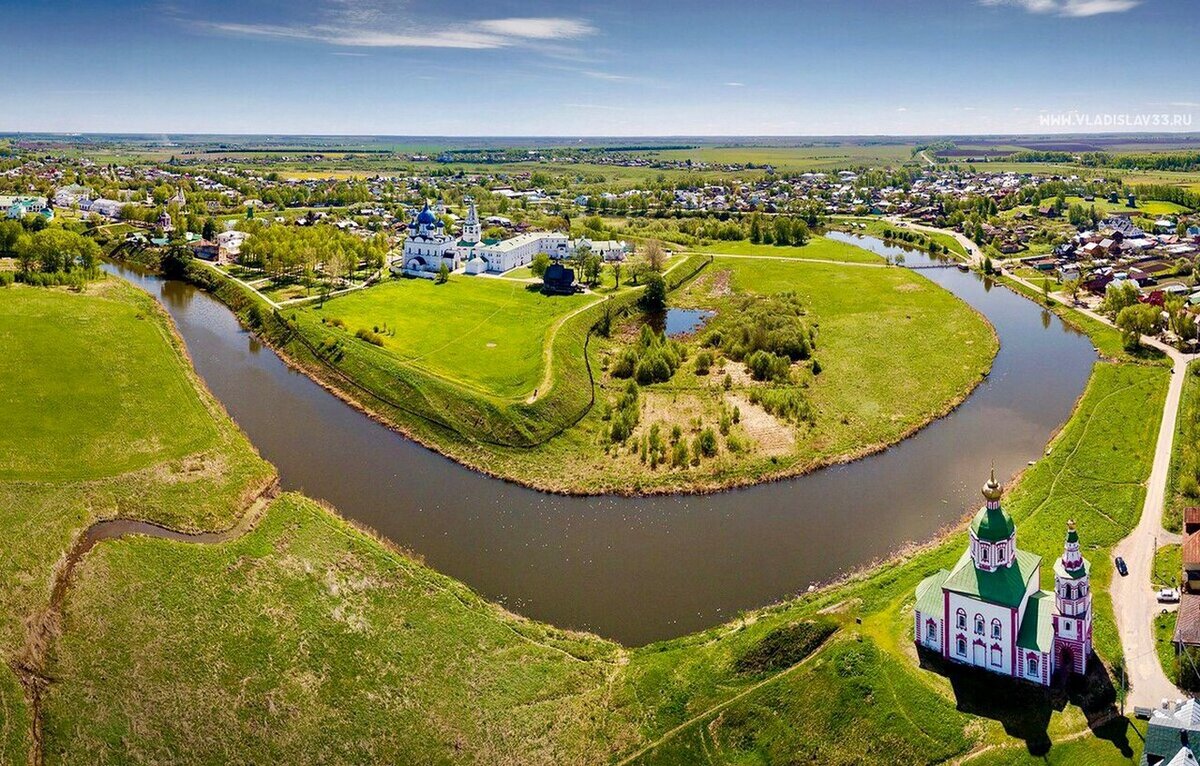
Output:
[{"left": 914, "top": 469, "right": 1093, "bottom": 685}]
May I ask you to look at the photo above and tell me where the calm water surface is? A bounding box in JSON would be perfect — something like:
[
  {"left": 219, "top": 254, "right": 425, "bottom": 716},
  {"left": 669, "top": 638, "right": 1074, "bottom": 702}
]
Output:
[{"left": 104, "top": 235, "right": 1095, "bottom": 645}]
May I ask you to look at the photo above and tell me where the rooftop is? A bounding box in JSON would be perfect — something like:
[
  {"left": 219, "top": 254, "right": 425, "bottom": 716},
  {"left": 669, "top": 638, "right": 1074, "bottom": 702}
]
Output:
[{"left": 942, "top": 548, "right": 1041, "bottom": 608}]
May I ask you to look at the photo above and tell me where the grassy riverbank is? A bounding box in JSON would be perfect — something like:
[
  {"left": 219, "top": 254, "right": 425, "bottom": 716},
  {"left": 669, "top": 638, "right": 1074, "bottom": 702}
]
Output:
[
  {"left": 174, "top": 234, "right": 997, "bottom": 494},
  {"left": 0, "top": 280, "right": 274, "bottom": 765},
  {"left": 3, "top": 264, "right": 1170, "bottom": 764}
]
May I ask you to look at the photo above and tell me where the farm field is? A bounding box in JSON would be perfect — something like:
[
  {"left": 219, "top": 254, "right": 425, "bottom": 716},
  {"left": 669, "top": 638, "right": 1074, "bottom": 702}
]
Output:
[
  {"left": 307, "top": 276, "right": 595, "bottom": 397},
  {"left": 1034, "top": 195, "right": 1190, "bottom": 217},
  {"left": 648, "top": 144, "right": 920, "bottom": 171}
]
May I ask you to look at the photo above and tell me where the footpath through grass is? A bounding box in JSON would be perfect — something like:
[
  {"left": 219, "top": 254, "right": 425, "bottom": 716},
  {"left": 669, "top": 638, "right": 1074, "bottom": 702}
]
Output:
[
  {"left": 307, "top": 276, "right": 593, "bottom": 398},
  {"left": 690, "top": 235, "right": 886, "bottom": 263}
]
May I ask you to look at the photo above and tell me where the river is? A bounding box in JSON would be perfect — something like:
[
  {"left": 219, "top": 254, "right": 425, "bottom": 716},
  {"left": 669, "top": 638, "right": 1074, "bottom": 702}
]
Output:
[{"left": 103, "top": 234, "right": 1096, "bottom": 645}]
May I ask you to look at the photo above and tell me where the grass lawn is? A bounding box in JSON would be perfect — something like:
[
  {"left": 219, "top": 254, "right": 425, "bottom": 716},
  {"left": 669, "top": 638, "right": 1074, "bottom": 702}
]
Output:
[
  {"left": 308, "top": 275, "right": 594, "bottom": 397},
  {"left": 690, "top": 235, "right": 885, "bottom": 264},
  {"left": 0, "top": 280, "right": 274, "bottom": 765},
  {"left": 1154, "top": 544, "right": 1182, "bottom": 589},
  {"left": 0, "top": 284, "right": 218, "bottom": 481},
  {"left": 1166, "top": 363, "right": 1200, "bottom": 532},
  {"left": 1157, "top": 610, "right": 1179, "bottom": 685}
]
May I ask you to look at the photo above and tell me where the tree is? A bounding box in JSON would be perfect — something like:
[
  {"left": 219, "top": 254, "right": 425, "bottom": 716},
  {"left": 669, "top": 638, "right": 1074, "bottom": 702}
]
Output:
[
  {"left": 643, "top": 239, "right": 666, "bottom": 272},
  {"left": 0, "top": 220, "right": 23, "bottom": 255},
  {"left": 639, "top": 271, "right": 667, "bottom": 312},
  {"left": 15, "top": 228, "right": 101, "bottom": 276},
  {"left": 530, "top": 252, "right": 551, "bottom": 278},
  {"left": 1115, "top": 303, "right": 1162, "bottom": 348},
  {"left": 611, "top": 260, "right": 622, "bottom": 289},
  {"left": 582, "top": 251, "right": 602, "bottom": 285},
  {"left": 202, "top": 217, "right": 217, "bottom": 241},
  {"left": 1103, "top": 281, "right": 1141, "bottom": 316},
  {"left": 1062, "top": 277, "right": 1082, "bottom": 303},
  {"left": 436, "top": 261, "right": 450, "bottom": 284}
]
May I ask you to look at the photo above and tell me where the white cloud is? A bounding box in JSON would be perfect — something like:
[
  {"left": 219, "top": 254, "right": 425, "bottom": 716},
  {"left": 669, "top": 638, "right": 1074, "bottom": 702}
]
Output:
[
  {"left": 189, "top": 4, "right": 596, "bottom": 50},
  {"left": 979, "top": 0, "right": 1141, "bottom": 16},
  {"left": 896, "top": 107, "right": 909, "bottom": 112},
  {"left": 563, "top": 103, "right": 625, "bottom": 111},
  {"left": 475, "top": 18, "right": 594, "bottom": 40},
  {"left": 582, "top": 70, "right": 631, "bottom": 81},
  {"left": 725, "top": 82, "right": 745, "bottom": 87}
]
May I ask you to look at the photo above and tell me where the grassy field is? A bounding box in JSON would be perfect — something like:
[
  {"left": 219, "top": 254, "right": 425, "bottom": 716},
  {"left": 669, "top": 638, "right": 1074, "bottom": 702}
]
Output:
[
  {"left": 308, "top": 276, "right": 594, "bottom": 397},
  {"left": 689, "top": 236, "right": 885, "bottom": 263},
  {"left": 1166, "top": 363, "right": 1200, "bottom": 532},
  {"left": 0, "top": 288, "right": 218, "bottom": 481},
  {"left": 828, "top": 215, "right": 970, "bottom": 258},
  {"left": 8, "top": 264, "right": 1170, "bottom": 764},
  {"left": 0, "top": 280, "right": 274, "bottom": 766}
]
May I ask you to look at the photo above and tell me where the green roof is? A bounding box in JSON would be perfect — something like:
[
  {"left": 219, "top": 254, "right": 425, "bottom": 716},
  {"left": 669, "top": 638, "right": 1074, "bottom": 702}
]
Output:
[
  {"left": 1017, "top": 590, "right": 1056, "bottom": 652},
  {"left": 970, "top": 505, "right": 1016, "bottom": 542},
  {"left": 942, "top": 549, "right": 1041, "bottom": 608},
  {"left": 1053, "top": 556, "right": 1091, "bottom": 581},
  {"left": 915, "top": 570, "right": 949, "bottom": 616}
]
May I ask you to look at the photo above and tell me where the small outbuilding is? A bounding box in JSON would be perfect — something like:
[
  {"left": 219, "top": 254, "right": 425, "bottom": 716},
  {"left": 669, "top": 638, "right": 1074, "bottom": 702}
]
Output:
[{"left": 542, "top": 263, "right": 578, "bottom": 295}]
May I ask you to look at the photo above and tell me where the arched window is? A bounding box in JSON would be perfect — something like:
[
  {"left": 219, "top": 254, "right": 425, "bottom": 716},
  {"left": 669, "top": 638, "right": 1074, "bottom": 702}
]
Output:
[
  {"left": 991, "top": 647, "right": 1002, "bottom": 667},
  {"left": 927, "top": 622, "right": 937, "bottom": 640},
  {"left": 1028, "top": 655, "right": 1039, "bottom": 676},
  {"left": 957, "top": 637, "right": 967, "bottom": 656},
  {"left": 974, "top": 614, "right": 984, "bottom": 635},
  {"left": 957, "top": 609, "right": 967, "bottom": 629},
  {"left": 991, "top": 619, "right": 1002, "bottom": 640},
  {"left": 981, "top": 546, "right": 989, "bottom": 564}
]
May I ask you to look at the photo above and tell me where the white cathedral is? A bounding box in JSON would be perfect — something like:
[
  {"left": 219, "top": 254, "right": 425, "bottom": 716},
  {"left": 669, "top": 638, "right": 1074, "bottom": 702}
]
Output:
[
  {"left": 914, "top": 469, "right": 1093, "bottom": 686},
  {"left": 397, "top": 198, "right": 628, "bottom": 279}
]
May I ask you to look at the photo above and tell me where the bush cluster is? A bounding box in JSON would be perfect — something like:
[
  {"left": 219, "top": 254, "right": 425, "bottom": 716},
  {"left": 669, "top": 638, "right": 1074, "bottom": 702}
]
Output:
[
  {"left": 607, "top": 380, "right": 640, "bottom": 443},
  {"left": 748, "top": 387, "right": 814, "bottom": 425},
  {"left": 611, "top": 325, "right": 687, "bottom": 385},
  {"left": 704, "top": 292, "right": 815, "bottom": 369}
]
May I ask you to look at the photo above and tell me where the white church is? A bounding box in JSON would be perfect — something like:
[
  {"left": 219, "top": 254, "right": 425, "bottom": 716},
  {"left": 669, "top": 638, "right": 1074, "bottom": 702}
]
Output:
[
  {"left": 914, "top": 469, "right": 1093, "bottom": 686},
  {"left": 397, "top": 198, "right": 628, "bottom": 279}
]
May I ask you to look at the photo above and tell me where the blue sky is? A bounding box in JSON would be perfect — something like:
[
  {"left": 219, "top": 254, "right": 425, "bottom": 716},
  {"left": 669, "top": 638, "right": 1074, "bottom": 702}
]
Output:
[{"left": 2, "top": 0, "right": 1198, "bottom": 136}]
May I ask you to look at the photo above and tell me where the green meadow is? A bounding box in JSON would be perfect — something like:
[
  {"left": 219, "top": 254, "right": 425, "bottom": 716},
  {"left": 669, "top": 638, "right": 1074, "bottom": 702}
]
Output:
[
  {"left": 689, "top": 235, "right": 886, "bottom": 263},
  {"left": 307, "top": 276, "right": 594, "bottom": 397},
  {"left": 0, "top": 280, "right": 274, "bottom": 766}
]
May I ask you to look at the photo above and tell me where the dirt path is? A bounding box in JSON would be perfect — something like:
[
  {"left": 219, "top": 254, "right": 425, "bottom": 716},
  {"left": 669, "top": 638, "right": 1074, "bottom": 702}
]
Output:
[{"left": 612, "top": 633, "right": 835, "bottom": 765}]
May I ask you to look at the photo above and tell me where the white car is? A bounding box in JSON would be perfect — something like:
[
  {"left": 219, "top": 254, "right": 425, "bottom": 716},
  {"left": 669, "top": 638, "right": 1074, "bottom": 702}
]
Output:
[{"left": 1157, "top": 588, "right": 1181, "bottom": 603}]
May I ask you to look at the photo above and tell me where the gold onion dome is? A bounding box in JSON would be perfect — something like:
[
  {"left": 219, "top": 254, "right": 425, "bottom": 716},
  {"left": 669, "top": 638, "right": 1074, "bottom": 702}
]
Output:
[{"left": 982, "top": 466, "right": 1003, "bottom": 502}]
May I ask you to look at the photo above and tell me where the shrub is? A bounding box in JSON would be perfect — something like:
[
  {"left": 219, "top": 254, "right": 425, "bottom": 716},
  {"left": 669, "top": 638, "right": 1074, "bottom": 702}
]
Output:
[
  {"left": 749, "top": 387, "right": 814, "bottom": 425},
  {"left": 734, "top": 620, "right": 837, "bottom": 675},
  {"left": 745, "top": 350, "right": 792, "bottom": 383},
  {"left": 355, "top": 327, "right": 386, "bottom": 346},
  {"left": 697, "top": 427, "right": 718, "bottom": 458},
  {"left": 694, "top": 350, "right": 714, "bottom": 375}
]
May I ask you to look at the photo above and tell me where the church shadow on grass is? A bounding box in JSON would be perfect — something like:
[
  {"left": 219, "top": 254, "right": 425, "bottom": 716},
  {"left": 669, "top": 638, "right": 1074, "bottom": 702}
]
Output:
[{"left": 917, "top": 647, "right": 1133, "bottom": 758}]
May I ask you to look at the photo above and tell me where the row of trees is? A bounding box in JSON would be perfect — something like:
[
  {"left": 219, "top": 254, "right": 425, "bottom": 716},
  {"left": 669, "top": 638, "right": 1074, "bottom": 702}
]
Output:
[{"left": 237, "top": 223, "right": 388, "bottom": 292}]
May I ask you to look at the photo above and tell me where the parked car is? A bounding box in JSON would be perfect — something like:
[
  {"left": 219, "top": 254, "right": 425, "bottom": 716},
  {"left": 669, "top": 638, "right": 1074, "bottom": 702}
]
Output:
[
  {"left": 1115, "top": 557, "right": 1128, "bottom": 576},
  {"left": 1158, "top": 588, "right": 1181, "bottom": 603}
]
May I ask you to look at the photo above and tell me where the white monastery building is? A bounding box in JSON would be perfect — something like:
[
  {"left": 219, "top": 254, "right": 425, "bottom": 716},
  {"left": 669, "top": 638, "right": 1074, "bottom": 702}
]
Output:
[
  {"left": 397, "top": 198, "right": 628, "bottom": 278},
  {"left": 914, "top": 469, "right": 1093, "bottom": 686}
]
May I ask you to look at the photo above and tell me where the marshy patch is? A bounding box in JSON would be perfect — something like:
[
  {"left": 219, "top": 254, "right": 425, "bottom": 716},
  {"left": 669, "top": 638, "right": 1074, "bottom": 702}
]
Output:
[{"left": 733, "top": 619, "right": 837, "bottom": 675}]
